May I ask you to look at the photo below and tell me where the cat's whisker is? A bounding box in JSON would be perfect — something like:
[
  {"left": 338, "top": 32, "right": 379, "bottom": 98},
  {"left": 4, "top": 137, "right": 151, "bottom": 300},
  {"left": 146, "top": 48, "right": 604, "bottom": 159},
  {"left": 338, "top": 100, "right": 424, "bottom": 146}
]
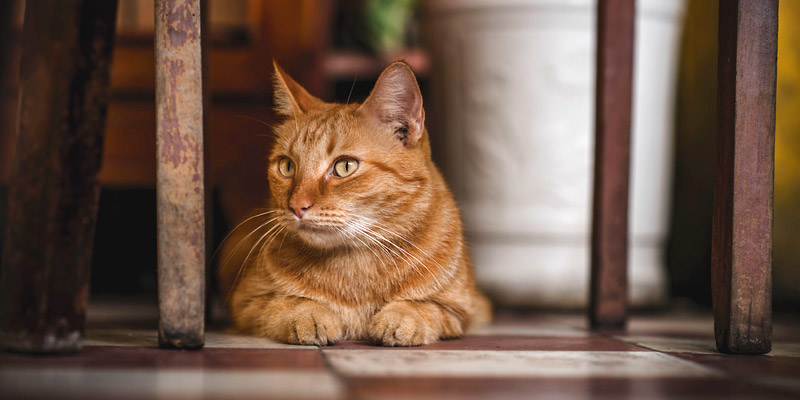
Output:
[
  {"left": 349, "top": 216, "right": 443, "bottom": 289},
  {"left": 277, "top": 228, "right": 289, "bottom": 254},
  {"left": 348, "top": 219, "right": 416, "bottom": 280},
  {"left": 335, "top": 230, "right": 357, "bottom": 254},
  {"left": 343, "top": 224, "right": 394, "bottom": 273},
  {"left": 211, "top": 210, "right": 279, "bottom": 263},
  {"left": 347, "top": 220, "right": 392, "bottom": 254},
  {"left": 219, "top": 215, "right": 281, "bottom": 271},
  {"left": 361, "top": 216, "right": 446, "bottom": 269},
  {"left": 361, "top": 229, "right": 403, "bottom": 276},
  {"left": 365, "top": 229, "right": 399, "bottom": 260},
  {"left": 224, "top": 243, "right": 266, "bottom": 306},
  {"left": 224, "top": 221, "right": 285, "bottom": 305},
  {"left": 234, "top": 114, "right": 279, "bottom": 138},
  {"left": 251, "top": 224, "right": 282, "bottom": 284},
  {"left": 257, "top": 224, "right": 286, "bottom": 279},
  {"left": 373, "top": 236, "right": 402, "bottom": 276},
  {"left": 221, "top": 215, "right": 281, "bottom": 282},
  {"left": 348, "top": 229, "right": 388, "bottom": 271},
  {"left": 345, "top": 74, "right": 358, "bottom": 105},
  {"left": 261, "top": 222, "right": 286, "bottom": 254},
  {"left": 365, "top": 221, "right": 447, "bottom": 286}
]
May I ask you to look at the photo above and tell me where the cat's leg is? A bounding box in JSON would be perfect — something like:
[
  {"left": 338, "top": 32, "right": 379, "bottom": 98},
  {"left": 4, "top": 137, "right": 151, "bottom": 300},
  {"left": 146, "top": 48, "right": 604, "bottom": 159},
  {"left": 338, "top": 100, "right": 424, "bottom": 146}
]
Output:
[
  {"left": 235, "top": 295, "right": 343, "bottom": 345},
  {"left": 368, "top": 300, "right": 466, "bottom": 346}
]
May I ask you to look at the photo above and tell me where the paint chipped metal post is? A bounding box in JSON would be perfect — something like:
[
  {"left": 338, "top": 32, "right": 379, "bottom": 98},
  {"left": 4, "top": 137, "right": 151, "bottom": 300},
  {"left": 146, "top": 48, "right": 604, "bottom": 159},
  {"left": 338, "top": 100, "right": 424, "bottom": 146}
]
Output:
[
  {"left": 155, "top": 0, "right": 206, "bottom": 350},
  {"left": 712, "top": 0, "right": 777, "bottom": 355},
  {"left": 589, "top": 0, "right": 635, "bottom": 330}
]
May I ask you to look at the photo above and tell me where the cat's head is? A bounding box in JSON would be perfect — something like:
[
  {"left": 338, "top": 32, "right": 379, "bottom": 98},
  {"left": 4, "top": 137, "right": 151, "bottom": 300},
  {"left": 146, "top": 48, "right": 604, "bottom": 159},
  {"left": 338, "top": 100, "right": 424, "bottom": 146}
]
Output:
[{"left": 267, "top": 61, "right": 434, "bottom": 249}]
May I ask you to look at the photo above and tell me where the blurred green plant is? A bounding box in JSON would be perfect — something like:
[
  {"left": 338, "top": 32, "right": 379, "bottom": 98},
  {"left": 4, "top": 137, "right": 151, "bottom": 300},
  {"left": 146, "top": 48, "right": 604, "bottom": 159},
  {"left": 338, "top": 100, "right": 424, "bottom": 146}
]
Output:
[{"left": 361, "top": 0, "right": 418, "bottom": 55}]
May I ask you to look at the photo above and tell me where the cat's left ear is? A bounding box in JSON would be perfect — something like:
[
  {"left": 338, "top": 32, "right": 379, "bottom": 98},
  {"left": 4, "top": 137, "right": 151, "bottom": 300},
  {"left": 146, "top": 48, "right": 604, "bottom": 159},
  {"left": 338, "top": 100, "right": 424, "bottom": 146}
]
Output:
[
  {"left": 272, "top": 60, "right": 325, "bottom": 117},
  {"left": 359, "top": 62, "right": 425, "bottom": 147}
]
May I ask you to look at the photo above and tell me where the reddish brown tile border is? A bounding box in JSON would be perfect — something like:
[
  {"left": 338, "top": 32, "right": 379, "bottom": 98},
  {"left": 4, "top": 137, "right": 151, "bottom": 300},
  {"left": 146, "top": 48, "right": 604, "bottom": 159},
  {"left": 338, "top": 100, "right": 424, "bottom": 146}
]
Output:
[
  {"left": 344, "top": 377, "right": 796, "bottom": 400},
  {"left": 0, "top": 346, "right": 326, "bottom": 371},
  {"left": 329, "top": 335, "right": 649, "bottom": 352},
  {"left": 674, "top": 353, "right": 800, "bottom": 379}
]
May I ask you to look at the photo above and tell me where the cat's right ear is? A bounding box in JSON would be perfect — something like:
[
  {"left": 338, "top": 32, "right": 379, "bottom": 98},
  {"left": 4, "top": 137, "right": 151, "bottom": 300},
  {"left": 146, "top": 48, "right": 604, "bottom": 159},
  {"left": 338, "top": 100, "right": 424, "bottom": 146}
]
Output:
[
  {"left": 272, "top": 60, "right": 324, "bottom": 117},
  {"left": 359, "top": 62, "right": 425, "bottom": 147}
]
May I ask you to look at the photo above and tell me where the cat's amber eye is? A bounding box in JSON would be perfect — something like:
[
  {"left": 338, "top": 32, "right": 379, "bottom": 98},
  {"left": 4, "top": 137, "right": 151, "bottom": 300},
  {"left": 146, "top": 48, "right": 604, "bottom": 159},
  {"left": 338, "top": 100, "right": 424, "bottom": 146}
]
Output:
[
  {"left": 333, "top": 158, "right": 359, "bottom": 178},
  {"left": 278, "top": 157, "right": 295, "bottom": 178}
]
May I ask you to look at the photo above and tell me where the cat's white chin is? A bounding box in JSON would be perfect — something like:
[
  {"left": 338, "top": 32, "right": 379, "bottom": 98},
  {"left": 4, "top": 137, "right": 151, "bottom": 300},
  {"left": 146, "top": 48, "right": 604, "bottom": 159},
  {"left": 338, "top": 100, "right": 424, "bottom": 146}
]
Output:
[{"left": 292, "top": 223, "right": 348, "bottom": 249}]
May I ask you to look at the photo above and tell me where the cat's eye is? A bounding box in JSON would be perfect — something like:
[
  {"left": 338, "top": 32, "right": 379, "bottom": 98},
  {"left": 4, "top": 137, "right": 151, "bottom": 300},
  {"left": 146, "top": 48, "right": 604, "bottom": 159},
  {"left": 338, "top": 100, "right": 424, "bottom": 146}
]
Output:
[
  {"left": 278, "top": 157, "right": 295, "bottom": 178},
  {"left": 333, "top": 158, "right": 359, "bottom": 178}
]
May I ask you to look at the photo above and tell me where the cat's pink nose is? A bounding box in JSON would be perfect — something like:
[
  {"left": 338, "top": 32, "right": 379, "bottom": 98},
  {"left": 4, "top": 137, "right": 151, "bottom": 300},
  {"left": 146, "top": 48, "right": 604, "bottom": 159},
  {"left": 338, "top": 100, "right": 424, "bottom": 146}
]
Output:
[{"left": 290, "top": 200, "right": 312, "bottom": 219}]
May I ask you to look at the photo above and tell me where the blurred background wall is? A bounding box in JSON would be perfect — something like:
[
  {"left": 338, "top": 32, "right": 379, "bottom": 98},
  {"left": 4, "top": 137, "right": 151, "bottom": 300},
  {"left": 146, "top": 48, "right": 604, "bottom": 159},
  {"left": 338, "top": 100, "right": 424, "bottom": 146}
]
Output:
[
  {"left": 0, "top": 0, "right": 798, "bottom": 313},
  {"left": 425, "top": 0, "right": 684, "bottom": 309}
]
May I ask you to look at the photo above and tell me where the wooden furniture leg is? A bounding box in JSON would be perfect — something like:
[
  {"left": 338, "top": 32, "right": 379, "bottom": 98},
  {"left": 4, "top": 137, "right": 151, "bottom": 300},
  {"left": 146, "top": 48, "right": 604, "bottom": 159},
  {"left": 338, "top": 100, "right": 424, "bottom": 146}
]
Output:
[
  {"left": 712, "top": 0, "right": 777, "bottom": 355},
  {"left": 0, "top": 0, "right": 118, "bottom": 353},
  {"left": 155, "top": 0, "right": 207, "bottom": 350},
  {"left": 589, "top": 0, "right": 635, "bottom": 329}
]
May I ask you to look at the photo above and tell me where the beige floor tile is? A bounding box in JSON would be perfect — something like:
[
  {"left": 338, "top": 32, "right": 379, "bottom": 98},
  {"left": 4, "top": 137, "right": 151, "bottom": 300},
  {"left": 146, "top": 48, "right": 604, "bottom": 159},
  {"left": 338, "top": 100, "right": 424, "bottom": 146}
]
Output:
[
  {"left": 323, "top": 350, "right": 717, "bottom": 378},
  {"left": 468, "top": 323, "right": 589, "bottom": 337}
]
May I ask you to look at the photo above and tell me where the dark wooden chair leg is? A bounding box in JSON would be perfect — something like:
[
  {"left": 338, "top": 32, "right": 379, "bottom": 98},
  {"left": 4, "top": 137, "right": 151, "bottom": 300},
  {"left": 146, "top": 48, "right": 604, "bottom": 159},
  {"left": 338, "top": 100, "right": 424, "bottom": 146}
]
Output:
[
  {"left": 155, "top": 0, "right": 206, "bottom": 350},
  {"left": 590, "top": 0, "right": 635, "bottom": 330},
  {"left": 712, "top": 0, "right": 777, "bottom": 355},
  {"left": 0, "top": 0, "right": 118, "bottom": 353}
]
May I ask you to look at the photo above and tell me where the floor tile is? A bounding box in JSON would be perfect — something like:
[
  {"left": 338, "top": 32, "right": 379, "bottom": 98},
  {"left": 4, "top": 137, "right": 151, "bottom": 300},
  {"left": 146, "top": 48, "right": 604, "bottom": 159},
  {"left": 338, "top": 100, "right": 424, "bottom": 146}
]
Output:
[
  {"left": 553, "top": 314, "right": 718, "bottom": 338},
  {"left": 617, "top": 336, "right": 800, "bottom": 357},
  {"left": 0, "top": 346, "right": 327, "bottom": 370},
  {"left": 674, "top": 353, "right": 800, "bottom": 379},
  {"left": 323, "top": 350, "right": 717, "bottom": 378},
  {"left": 674, "top": 353, "right": 800, "bottom": 395},
  {"left": 343, "top": 377, "right": 796, "bottom": 400},
  {"left": 0, "top": 367, "right": 343, "bottom": 400},
  {"left": 4, "top": 307, "right": 798, "bottom": 400},
  {"left": 468, "top": 323, "right": 589, "bottom": 337},
  {"left": 469, "top": 313, "right": 590, "bottom": 337},
  {"left": 85, "top": 329, "right": 314, "bottom": 349},
  {"left": 330, "top": 335, "right": 645, "bottom": 351}
]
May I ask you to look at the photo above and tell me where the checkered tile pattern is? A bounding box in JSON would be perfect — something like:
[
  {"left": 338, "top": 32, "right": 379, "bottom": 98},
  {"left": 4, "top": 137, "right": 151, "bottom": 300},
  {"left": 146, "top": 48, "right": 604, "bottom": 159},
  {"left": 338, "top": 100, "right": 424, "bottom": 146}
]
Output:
[{"left": 1, "top": 312, "right": 798, "bottom": 399}]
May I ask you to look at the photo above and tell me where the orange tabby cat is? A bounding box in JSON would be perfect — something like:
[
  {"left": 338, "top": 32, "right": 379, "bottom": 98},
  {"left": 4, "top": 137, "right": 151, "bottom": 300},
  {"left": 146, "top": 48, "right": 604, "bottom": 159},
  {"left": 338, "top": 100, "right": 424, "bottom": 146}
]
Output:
[{"left": 219, "top": 61, "right": 491, "bottom": 346}]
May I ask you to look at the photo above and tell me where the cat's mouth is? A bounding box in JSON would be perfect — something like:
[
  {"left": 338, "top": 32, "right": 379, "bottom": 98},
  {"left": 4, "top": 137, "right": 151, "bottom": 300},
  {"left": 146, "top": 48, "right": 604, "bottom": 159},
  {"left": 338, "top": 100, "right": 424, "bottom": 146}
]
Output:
[
  {"left": 294, "top": 219, "right": 341, "bottom": 235},
  {"left": 291, "top": 219, "right": 350, "bottom": 248},
  {"left": 297, "top": 223, "right": 332, "bottom": 233}
]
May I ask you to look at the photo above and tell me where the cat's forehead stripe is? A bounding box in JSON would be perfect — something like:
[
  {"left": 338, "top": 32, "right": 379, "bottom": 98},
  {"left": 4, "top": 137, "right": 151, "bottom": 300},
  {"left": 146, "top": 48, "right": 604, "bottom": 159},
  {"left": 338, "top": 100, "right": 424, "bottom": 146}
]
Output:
[
  {"left": 302, "top": 112, "right": 335, "bottom": 145},
  {"left": 286, "top": 110, "right": 347, "bottom": 160},
  {"left": 326, "top": 136, "right": 336, "bottom": 156}
]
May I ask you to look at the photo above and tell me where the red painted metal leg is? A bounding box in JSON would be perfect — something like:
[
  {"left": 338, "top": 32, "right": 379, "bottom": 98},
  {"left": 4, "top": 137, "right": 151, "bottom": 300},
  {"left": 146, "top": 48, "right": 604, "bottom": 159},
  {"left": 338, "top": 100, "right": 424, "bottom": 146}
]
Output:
[
  {"left": 590, "top": 0, "right": 635, "bottom": 330},
  {"left": 712, "top": 0, "right": 777, "bottom": 355}
]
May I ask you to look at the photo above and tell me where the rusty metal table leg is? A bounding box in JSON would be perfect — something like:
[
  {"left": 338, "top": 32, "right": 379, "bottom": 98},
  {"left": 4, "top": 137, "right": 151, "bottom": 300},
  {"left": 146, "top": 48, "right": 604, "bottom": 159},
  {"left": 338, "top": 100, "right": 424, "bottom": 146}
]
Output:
[
  {"left": 589, "top": 0, "right": 635, "bottom": 330},
  {"left": 712, "top": 0, "right": 777, "bottom": 355},
  {"left": 0, "top": 0, "right": 118, "bottom": 353},
  {"left": 155, "top": 0, "right": 206, "bottom": 350}
]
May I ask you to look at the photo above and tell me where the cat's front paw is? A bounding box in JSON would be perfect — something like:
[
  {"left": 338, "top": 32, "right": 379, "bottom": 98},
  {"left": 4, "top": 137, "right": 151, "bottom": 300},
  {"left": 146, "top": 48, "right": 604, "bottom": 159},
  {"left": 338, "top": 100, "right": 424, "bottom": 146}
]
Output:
[
  {"left": 276, "top": 301, "right": 343, "bottom": 346},
  {"left": 368, "top": 302, "right": 437, "bottom": 346}
]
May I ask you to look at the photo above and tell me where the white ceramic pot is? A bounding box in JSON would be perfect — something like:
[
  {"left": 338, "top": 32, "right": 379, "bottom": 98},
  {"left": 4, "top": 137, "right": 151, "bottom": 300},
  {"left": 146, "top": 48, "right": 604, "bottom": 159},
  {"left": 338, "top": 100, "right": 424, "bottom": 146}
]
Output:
[{"left": 424, "top": 0, "right": 685, "bottom": 308}]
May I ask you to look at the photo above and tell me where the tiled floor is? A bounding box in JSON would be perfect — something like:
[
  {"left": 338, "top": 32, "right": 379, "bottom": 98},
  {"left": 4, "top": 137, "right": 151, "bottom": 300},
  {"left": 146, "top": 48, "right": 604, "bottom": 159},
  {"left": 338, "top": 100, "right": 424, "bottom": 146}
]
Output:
[{"left": 1, "top": 304, "right": 799, "bottom": 400}]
